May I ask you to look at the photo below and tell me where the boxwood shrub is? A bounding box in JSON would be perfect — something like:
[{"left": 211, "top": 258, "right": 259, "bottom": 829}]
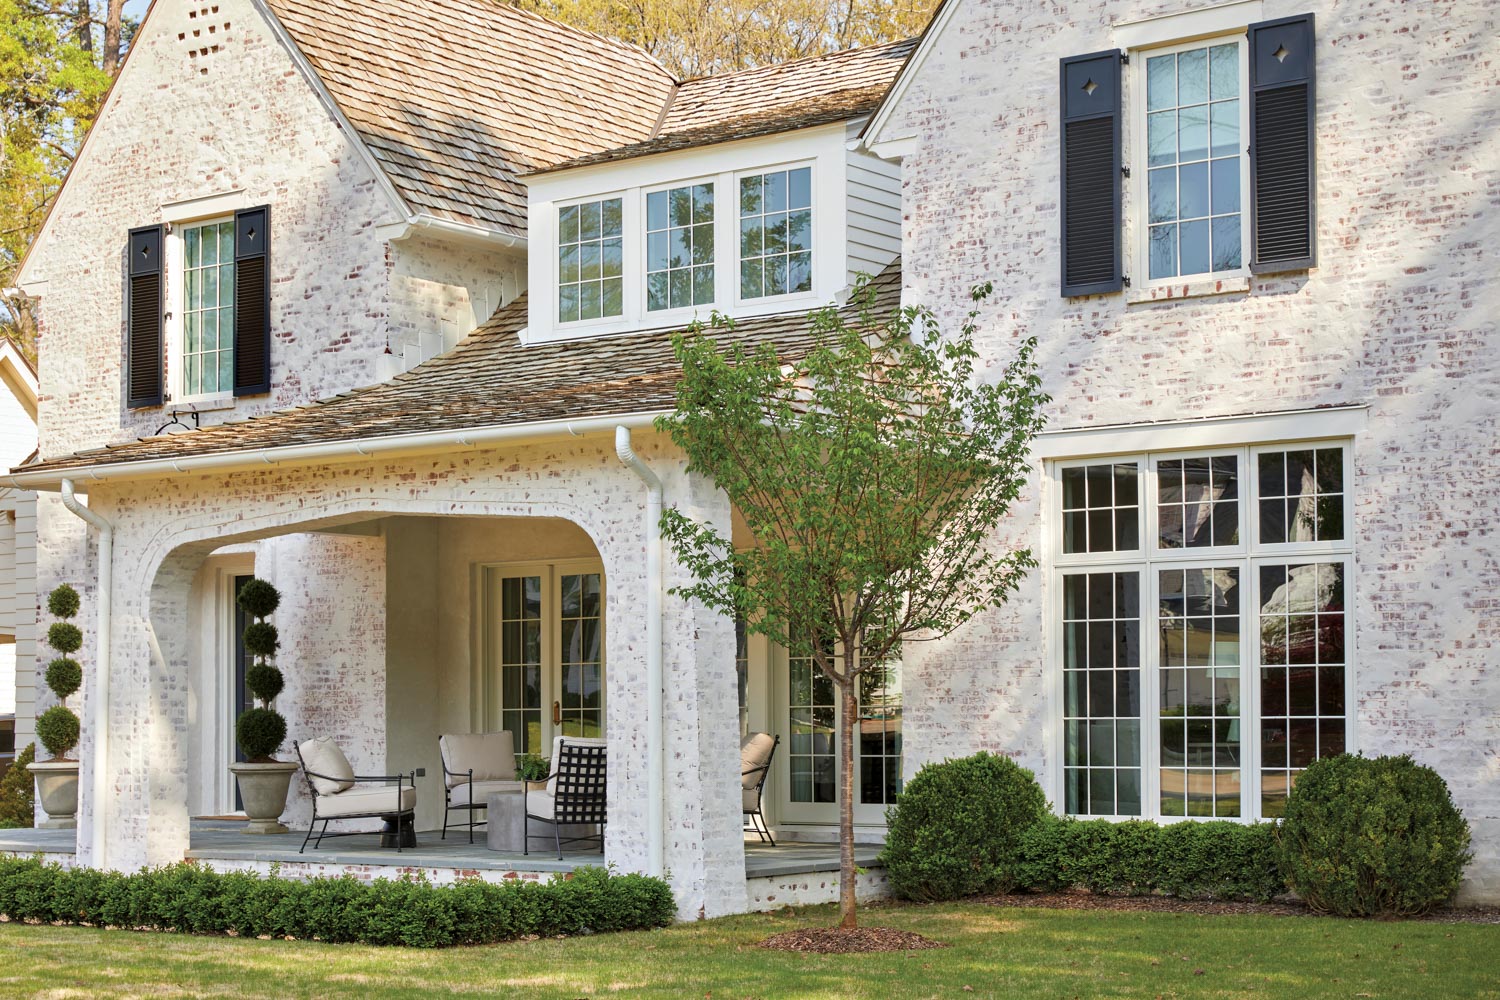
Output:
[
  {"left": 880, "top": 751, "right": 1048, "bottom": 901},
  {"left": 0, "top": 857, "right": 674, "bottom": 947},
  {"left": 1276, "top": 754, "right": 1471, "bottom": 917},
  {"left": 1017, "top": 815, "right": 1283, "bottom": 902}
]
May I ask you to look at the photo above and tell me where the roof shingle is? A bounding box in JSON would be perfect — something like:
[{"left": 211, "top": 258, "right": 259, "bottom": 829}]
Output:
[{"left": 23, "top": 263, "right": 901, "bottom": 477}]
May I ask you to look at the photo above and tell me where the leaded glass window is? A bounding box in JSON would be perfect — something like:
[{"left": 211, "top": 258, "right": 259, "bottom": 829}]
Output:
[
  {"left": 647, "top": 183, "right": 714, "bottom": 311},
  {"left": 739, "top": 166, "right": 812, "bottom": 299},
  {"left": 181, "top": 219, "right": 236, "bottom": 396},
  {"left": 558, "top": 198, "right": 623, "bottom": 323}
]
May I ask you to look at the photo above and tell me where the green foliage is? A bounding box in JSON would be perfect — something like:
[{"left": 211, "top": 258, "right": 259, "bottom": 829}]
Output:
[
  {"left": 34, "top": 707, "right": 80, "bottom": 760},
  {"left": 46, "top": 584, "right": 79, "bottom": 620},
  {"left": 244, "top": 663, "right": 284, "bottom": 704},
  {"left": 45, "top": 621, "right": 82, "bottom": 657},
  {"left": 517, "top": 753, "right": 549, "bottom": 782},
  {"left": 234, "top": 709, "right": 287, "bottom": 762},
  {"left": 0, "top": 858, "right": 674, "bottom": 947},
  {"left": 880, "top": 752, "right": 1048, "bottom": 901},
  {"left": 1276, "top": 754, "right": 1471, "bottom": 917},
  {"left": 236, "top": 578, "right": 281, "bottom": 620},
  {"left": 0, "top": 743, "right": 35, "bottom": 828},
  {"left": 1017, "top": 815, "right": 1282, "bottom": 902},
  {"left": 241, "top": 622, "right": 279, "bottom": 659},
  {"left": 43, "top": 658, "right": 82, "bottom": 700}
]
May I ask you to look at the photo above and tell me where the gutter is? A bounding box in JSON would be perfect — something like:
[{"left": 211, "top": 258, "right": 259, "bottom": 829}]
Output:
[
  {"left": 59, "top": 479, "right": 113, "bottom": 872},
  {"left": 614, "top": 426, "right": 665, "bottom": 878},
  {"left": 5, "top": 411, "right": 667, "bottom": 491}
]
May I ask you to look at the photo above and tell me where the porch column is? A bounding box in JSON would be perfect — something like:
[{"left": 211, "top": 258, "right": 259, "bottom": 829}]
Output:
[{"left": 661, "top": 468, "right": 746, "bottom": 918}]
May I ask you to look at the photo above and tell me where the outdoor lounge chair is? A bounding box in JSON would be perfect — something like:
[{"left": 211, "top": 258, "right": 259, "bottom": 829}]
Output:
[
  {"left": 524, "top": 735, "right": 606, "bottom": 860},
  {"left": 294, "top": 737, "right": 419, "bottom": 853},
  {"left": 439, "top": 731, "right": 519, "bottom": 843},
  {"left": 741, "top": 732, "right": 779, "bottom": 845}
]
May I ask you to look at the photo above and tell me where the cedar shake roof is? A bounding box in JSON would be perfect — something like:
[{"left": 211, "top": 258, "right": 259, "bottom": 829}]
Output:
[
  {"left": 264, "top": 0, "right": 675, "bottom": 236},
  {"left": 23, "top": 262, "right": 901, "bottom": 477},
  {"left": 530, "top": 39, "right": 918, "bottom": 173}
]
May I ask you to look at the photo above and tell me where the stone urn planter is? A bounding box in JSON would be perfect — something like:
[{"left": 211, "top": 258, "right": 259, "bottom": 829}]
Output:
[
  {"left": 28, "top": 759, "right": 80, "bottom": 829},
  {"left": 229, "top": 760, "right": 299, "bottom": 834}
]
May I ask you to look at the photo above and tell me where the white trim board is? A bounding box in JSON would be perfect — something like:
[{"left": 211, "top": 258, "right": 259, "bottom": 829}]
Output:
[{"left": 1033, "top": 405, "right": 1368, "bottom": 460}]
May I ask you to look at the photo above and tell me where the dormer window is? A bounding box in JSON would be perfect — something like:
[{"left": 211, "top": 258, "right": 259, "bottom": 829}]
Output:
[
  {"left": 646, "top": 182, "right": 715, "bottom": 312},
  {"left": 558, "top": 197, "right": 623, "bottom": 323},
  {"left": 739, "top": 166, "right": 812, "bottom": 299}
]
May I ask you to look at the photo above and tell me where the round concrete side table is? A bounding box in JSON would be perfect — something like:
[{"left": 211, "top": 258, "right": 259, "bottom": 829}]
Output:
[{"left": 485, "top": 784, "right": 527, "bottom": 852}]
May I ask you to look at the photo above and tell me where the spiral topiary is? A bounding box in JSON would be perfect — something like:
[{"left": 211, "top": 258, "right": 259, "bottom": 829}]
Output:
[
  {"left": 234, "top": 578, "right": 286, "bottom": 761},
  {"left": 39, "top": 584, "right": 84, "bottom": 761}
]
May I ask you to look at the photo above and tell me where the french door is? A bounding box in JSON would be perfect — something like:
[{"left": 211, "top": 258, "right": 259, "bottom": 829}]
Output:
[
  {"left": 479, "top": 560, "right": 605, "bottom": 755},
  {"left": 775, "top": 641, "right": 903, "bottom": 827}
]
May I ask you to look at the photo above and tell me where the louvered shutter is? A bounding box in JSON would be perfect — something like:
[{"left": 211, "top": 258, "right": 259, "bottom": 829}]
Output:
[
  {"left": 1059, "top": 50, "right": 1123, "bottom": 297},
  {"left": 126, "top": 225, "right": 165, "bottom": 408},
  {"left": 233, "top": 205, "right": 271, "bottom": 396},
  {"left": 1249, "top": 14, "right": 1316, "bottom": 273}
]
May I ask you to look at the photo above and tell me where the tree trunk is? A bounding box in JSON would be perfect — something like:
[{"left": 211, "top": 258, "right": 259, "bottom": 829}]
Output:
[
  {"left": 103, "top": 0, "right": 123, "bottom": 76},
  {"left": 73, "top": 0, "right": 92, "bottom": 54},
  {"left": 837, "top": 669, "right": 858, "bottom": 929}
]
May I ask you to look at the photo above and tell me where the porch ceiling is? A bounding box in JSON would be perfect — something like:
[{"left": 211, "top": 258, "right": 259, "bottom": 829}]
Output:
[{"left": 16, "top": 262, "right": 900, "bottom": 485}]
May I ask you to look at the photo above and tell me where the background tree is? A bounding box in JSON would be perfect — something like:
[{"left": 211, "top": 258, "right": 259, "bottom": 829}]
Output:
[
  {"left": 0, "top": 0, "right": 131, "bottom": 358},
  {"left": 658, "top": 277, "right": 1049, "bottom": 930},
  {"left": 515, "top": 0, "right": 936, "bottom": 78}
]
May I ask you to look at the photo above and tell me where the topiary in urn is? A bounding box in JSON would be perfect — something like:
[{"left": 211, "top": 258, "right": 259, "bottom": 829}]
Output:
[
  {"left": 29, "top": 584, "right": 86, "bottom": 829},
  {"left": 234, "top": 578, "right": 287, "bottom": 762}
]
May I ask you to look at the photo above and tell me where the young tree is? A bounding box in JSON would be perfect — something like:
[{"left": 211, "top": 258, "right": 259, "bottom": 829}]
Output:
[{"left": 658, "top": 277, "right": 1049, "bottom": 929}]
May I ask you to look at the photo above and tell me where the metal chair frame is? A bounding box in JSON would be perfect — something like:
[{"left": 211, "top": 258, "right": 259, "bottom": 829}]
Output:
[
  {"left": 440, "top": 761, "right": 487, "bottom": 844},
  {"left": 742, "top": 734, "right": 780, "bottom": 846},
  {"left": 293, "top": 740, "right": 418, "bottom": 854},
  {"left": 524, "top": 742, "right": 607, "bottom": 860}
]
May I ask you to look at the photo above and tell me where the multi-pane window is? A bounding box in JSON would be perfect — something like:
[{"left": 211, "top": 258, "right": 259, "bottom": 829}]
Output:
[
  {"left": 647, "top": 183, "right": 714, "bottom": 311},
  {"left": 559, "top": 572, "right": 604, "bottom": 738},
  {"left": 1054, "top": 442, "right": 1351, "bottom": 822},
  {"left": 788, "top": 637, "right": 836, "bottom": 803},
  {"left": 1145, "top": 40, "right": 1244, "bottom": 279},
  {"left": 739, "top": 166, "right": 812, "bottom": 299},
  {"left": 498, "top": 575, "right": 543, "bottom": 755},
  {"left": 558, "top": 198, "right": 623, "bottom": 323},
  {"left": 1062, "top": 570, "right": 1142, "bottom": 816},
  {"left": 182, "top": 219, "right": 236, "bottom": 396},
  {"left": 858, "top": 657, "right": 903, "bottom": 806}
]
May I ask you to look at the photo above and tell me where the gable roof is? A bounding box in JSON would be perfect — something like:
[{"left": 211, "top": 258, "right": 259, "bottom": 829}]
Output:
[
  {"left": 264, "top": 0, "right": 676, "bottom": 236},
  {"left": 532, "top": 38, "right": 917, "bottom": 173},
  {"left": 15, "top": 262, "right": 901, "bottom": 483},
  {"left": 858, "top": 0, "right": 959, "bottom": 150}
]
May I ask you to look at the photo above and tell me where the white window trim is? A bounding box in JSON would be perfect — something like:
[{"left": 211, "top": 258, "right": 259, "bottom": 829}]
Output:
[
  {"left": 552, "top": 190, "right": 631, "bottom": 333},
  {"left": 640, "top": 172, "right": 723, "bottom": 325},
  {"left": 1129, "top": 32, "right": 1252, "bottom": 291},
  {"left": 164, "top": 214, "right": 237, "bottom": 408},
  {"left": 1045, "top": 438, "right": 1356, "bottom": 824},
  {"left": 731, "top": 158, "right": 820, "bottom": 310}
]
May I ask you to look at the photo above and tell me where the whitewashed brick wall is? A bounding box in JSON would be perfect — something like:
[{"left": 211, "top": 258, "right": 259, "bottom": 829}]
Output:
[{"left": 882, "top": 0, "right": 1500, "bottom": 901}]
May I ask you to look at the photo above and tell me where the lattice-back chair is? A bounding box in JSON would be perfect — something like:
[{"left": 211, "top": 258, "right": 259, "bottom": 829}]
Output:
[
  {"left": 741, "top": 732, "right": 779, "bottom": 845},
  {"left": 524, "top": 735, "right": 606, "bottom": 860}
]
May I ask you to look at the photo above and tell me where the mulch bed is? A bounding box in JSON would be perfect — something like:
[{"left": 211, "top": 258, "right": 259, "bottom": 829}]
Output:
[
  {"left": 760, "top": 926, "right": 948, "bottom": 953},
  {"left": 978, "top": 891, "right": 1500, "bottom": 924}
]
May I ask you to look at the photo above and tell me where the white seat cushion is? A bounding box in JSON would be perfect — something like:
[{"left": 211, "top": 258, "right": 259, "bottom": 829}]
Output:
[
  {"left": 743, "top": 786, "right": 762, "bottom": 812},
  {"left": 314, "top": 784, "right": 417, "bottom": 818},
  {"left": 544, "top": 735, "right": 607, "bottom": 797},
  {"left": 439, "top": 732, "right": 518, "bottom": 789},
  {"left": 448, "top": 779, "right": 523, "bottom": 807},
  {"left": 740, "top": 732, "right": 776, "bottom": 789},
  {"left": 299, "top": 737, "right": 355, "bottom": 796},
  {"left": 525, "top": 784, "right": 555, "bottom": 821}
]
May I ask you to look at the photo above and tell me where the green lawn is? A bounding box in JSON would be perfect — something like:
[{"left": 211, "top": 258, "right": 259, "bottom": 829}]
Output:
[{"left": 0, "top": 901, "right": 1496, "bottom": 1000}]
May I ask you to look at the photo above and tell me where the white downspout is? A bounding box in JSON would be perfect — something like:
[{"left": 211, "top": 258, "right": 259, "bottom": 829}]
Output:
[
  {"left": 59, "top": 479, "right": 112, "bottom": 871},
  {"left": 614, "top": 426, "right": 664, "bottom": 878}
]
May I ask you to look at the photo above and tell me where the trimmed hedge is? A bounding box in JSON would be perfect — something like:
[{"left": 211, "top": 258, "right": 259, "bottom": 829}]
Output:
[
  {"left": 1018, "top": 815, "right": 1283, "bottom": 902},
  {"left": 0, "top": 857, "right": 675, "bottom": 947},
  {"left": 1277, "top": 754, "right": 1471, "bottom": 917}
]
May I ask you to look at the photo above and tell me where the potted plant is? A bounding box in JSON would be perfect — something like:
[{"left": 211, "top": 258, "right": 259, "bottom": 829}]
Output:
[
  {"left": 516, "top": 752, "right": 549, "bottom": 784},
  {"left": 226, "top": 578, "right": 298, "bottom": 834},
  {"left": 29, "top": 585, "right": 84, "bottom": 829}
]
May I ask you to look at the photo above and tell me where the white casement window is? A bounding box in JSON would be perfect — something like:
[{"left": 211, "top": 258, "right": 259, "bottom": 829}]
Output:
[
  {"left": 646, "top": 182, "right": 715, "bottom": 311},
  {"left": 738, "top": 165, "right": 813, "bottom": 300},
  {"left": 179, "top": 218, "right": 237, "bottom": 397},
  {"left": 1052, "top": 442, "right": 1352, "bottom": 821},
  {"left": 557, "top": 197, "right": 624, "bottom": 324},
  {"left": 1135, "top": 35, "right": 1250, "bottom": 283}
]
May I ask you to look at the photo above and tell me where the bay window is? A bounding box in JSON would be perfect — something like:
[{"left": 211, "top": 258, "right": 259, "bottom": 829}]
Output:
[{"left": 1054, "top": 441, "right": 1352, "bottom": 821}]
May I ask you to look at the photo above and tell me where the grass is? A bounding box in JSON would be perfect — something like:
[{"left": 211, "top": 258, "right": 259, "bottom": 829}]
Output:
[{"left": 0, "top": 900, "right": 1496, "bottom": 999}]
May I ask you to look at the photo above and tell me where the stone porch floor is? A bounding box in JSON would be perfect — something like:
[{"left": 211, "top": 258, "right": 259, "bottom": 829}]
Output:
[{"left": 0, "top": 820, "right": 882, "bottom": 878}]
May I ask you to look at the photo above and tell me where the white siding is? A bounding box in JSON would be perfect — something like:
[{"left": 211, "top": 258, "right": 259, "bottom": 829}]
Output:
[{"left": 845, "top": 125, "right": 902, "bottom": 285}]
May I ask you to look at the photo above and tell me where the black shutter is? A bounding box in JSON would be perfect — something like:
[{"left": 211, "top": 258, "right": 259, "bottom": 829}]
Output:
[
  {"left": 1248, "top": 14, "right": 1316, "bottom": 273},
  {"left": 233, "top": 205, "right": 271, "bottom": 396},
  {"left": 1059, "top": 49, "right": 1123, "bottom": 297},
  {"left": 126, "top": 225, "right": 164, "bottom": 408}
]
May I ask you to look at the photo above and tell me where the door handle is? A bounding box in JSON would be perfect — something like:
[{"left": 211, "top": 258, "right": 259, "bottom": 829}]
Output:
[{"left": 552, "top": 701, "right": 561, "bottom": 726}]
